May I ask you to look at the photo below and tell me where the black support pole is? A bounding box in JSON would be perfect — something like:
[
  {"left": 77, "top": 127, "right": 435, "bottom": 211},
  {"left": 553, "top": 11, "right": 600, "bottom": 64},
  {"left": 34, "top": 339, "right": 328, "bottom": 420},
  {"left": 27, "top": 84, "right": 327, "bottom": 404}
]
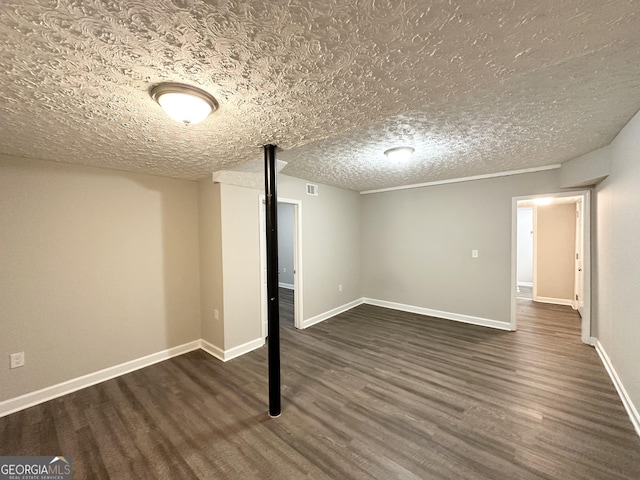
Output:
[{"left": 264, "top": 144, "right": 281, "bottom": 418}]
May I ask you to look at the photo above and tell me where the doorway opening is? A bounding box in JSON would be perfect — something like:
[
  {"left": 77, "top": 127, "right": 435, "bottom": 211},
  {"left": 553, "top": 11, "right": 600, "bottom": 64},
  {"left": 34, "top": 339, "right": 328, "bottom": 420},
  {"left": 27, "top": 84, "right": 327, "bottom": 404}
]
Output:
[
  {"left": 259, "top": 196, "right": 303, "bottom": 339},
  {"left": 510, "top": 191, "right": 591, "bottom": 344}
]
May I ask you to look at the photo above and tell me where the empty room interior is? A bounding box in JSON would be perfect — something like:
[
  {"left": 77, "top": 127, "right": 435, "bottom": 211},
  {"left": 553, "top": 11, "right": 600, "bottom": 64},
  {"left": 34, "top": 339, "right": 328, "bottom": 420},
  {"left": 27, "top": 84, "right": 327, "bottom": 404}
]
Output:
[{"left": 1, "top": 1, "right": 640, "bottom": 479}]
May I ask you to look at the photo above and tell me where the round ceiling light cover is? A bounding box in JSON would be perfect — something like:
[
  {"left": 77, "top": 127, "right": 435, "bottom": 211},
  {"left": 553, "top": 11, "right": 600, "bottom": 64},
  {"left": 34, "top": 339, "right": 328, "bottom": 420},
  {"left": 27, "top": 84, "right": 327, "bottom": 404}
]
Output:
[
  {"left": 384, "top": 146, "right": 415, "bottom": 162},
  {"left": 151, "top": 83, "right": 219, "bottom": 125}
]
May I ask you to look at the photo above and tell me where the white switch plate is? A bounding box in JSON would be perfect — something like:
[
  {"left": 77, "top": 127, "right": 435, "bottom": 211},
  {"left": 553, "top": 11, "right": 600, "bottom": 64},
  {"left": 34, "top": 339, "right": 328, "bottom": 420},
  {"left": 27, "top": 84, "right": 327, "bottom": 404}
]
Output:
[
  {"left": 472, "top": 250, "right": 479, "bottom": 258},
  {"left": 214, "top": 309, "right": 219, "bottom": 320},
  {"left": 339, "top": 284, "right": 343, "bottom": 292},
  {"left": 10, "top": 352, "right": 25, "bottom": 369}
]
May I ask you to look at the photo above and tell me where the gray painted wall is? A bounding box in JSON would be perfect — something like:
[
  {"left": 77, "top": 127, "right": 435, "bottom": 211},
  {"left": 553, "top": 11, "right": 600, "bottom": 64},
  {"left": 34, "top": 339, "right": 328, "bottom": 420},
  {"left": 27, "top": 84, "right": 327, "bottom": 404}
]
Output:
[
  {"left": 219, "top": 183, "right": 263, "bottom": 348},
  {"left": 279, "top": 175, "right": 362, "bottom": 319},
  {"left": 0, "top": 155, "right": 201, "bottom": 402},
  {"left": 198, "top": 180, "right": 224, "bottom": 349},
  {"left": 3, "top": 112, "right": 638, "bottom": 426},
  {"left": 594, "top": 108, "right": 640, "bottom": 416},
  {"left": 560, "top": 145, "right": 611, "bottom": 188},
  {"left": 277, "top": 203, "right": 295, "bottom": 287},
  {"left": 200, "top": 175, "right": 362, "bottom": 351},
  {"left": 361, "top": 170, "right": 563, "bottom": 324}
]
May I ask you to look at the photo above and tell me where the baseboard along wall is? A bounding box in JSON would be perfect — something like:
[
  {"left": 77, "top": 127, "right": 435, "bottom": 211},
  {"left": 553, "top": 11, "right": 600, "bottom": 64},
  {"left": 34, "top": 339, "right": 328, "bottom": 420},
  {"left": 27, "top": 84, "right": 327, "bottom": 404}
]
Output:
[
  {"left": 301, "top": 298, "right": 364, "bottom": 329},
  {"left": 363, "top": 298, "right": 512, "bottom": 331},
  {"left": 4, "top": 303, "right": 638, "bottom": 441},
  {"left": 593, "top": 339, "right": 640, "bottom": 437},
  {"left": 534, "top": 296, "right": 574, "bottom": 307},
  {"left": 0, "top": 337, "right": 265, "bottom": 418}
]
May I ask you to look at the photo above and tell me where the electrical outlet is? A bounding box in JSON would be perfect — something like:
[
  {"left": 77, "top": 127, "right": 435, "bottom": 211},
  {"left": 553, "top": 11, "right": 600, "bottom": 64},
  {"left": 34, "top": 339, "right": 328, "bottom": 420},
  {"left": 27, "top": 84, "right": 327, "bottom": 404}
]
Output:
[
  {"left": 10, "top": 352, "right": 25, "bottom": 369},
  {"left": 472, "top": 250, "right": 479, "bottom": 258}
]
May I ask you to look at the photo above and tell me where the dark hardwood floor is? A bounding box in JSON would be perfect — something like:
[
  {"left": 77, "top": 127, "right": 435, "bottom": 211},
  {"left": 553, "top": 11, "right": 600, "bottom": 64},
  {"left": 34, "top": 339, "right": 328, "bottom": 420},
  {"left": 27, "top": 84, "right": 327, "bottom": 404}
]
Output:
[{"left": 2, "top": 292, "right": 639, "bottom": 479}]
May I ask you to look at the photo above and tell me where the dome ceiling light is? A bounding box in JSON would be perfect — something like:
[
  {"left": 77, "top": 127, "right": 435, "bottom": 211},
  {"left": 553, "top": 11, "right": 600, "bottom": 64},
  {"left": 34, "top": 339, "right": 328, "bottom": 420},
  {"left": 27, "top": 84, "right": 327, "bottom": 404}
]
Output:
[
  {"left": 150, "top": 83, "right": 218, "bottom": 125},
  {"left": 384, "top": 146, "right": 415, "bottom": 162}
]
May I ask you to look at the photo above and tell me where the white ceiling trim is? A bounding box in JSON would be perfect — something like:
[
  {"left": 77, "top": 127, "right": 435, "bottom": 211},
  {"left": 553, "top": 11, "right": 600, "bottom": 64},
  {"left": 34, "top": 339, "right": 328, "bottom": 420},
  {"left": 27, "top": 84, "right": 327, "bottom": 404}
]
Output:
[{"left": 360, "top": 164, "right": 562, "bottom": 195}]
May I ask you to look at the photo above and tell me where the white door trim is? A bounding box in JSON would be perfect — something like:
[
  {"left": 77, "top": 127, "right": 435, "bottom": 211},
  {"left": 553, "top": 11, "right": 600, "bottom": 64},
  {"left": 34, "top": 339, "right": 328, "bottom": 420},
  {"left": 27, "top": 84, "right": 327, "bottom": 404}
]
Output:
[
  {"left": 511, "top": 190, "right": 591, "bottom": 344},
  {"left": 281, "top": 197, "right": 304, "bottom": 331},
  {"left": 259, "top": 196, "right": 304, "bottom": 338}
]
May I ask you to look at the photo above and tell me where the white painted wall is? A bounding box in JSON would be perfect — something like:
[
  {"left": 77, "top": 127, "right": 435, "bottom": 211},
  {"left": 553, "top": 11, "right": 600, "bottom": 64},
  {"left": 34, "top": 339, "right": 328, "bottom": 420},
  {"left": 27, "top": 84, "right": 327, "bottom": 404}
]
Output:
[
  {"left": 361, "top": 170, "right": 563, "bottom": 325},
  {"left": 277, "top": 203, "right": 295, "bottom": 287},
  {"left": 0, "top": 155, "right": 201, "bottom": 402},
  {"left": 516, "top": 207, "right": 533, "bottom": 285}
]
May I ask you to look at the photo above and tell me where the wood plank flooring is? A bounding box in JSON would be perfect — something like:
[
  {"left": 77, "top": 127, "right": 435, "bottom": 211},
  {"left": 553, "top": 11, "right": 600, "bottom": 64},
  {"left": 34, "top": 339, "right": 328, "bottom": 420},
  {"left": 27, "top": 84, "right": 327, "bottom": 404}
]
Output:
[{"left": 2, "top": 293, "right": 639, "bottom": 479}]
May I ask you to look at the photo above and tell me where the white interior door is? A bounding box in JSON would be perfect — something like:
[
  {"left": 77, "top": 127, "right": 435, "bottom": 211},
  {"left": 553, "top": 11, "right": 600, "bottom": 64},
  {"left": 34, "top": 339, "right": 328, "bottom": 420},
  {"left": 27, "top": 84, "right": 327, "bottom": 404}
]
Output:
[{"left": 575, "top": 200, "right": 585, "bottom": 314}]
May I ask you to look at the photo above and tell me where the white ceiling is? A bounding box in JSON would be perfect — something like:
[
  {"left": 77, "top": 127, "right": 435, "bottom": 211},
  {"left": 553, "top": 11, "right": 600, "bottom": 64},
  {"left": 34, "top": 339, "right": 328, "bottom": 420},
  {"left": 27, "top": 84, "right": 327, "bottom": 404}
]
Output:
[{"left": 1, "top": 1, "right": 639, "bottom": 192}]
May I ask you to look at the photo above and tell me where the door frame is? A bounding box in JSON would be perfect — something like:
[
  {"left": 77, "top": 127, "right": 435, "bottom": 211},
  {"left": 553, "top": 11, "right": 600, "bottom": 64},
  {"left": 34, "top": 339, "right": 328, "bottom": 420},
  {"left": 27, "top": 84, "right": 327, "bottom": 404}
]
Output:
[
  {"left": 259, "top": 196, "right": 304, "bottom": 338},
  {"left": 510, "top": 190, "right": 592, "bottom": 344}
]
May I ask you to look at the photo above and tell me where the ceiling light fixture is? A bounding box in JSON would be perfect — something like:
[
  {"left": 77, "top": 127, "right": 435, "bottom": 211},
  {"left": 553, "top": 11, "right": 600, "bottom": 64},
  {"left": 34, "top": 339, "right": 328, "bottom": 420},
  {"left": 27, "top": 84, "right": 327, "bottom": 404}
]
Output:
[
  {"left": 533, "top": 197, "right": 553, "bottom": 206},
  {"left": 150, "top": 83, "right": 218, "bottom": 125},
  {"left": 384, "top": 146, "right": 415, "bottom": 162}
]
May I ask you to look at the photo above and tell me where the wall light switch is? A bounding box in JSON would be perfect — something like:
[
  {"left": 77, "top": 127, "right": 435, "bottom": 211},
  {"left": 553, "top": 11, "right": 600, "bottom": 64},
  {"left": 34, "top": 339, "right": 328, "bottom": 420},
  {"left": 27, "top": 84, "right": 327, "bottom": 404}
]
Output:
[
  {"left": 214, "top": 309, "right": 219, "bottom": 321},
  {"left": 472, "top": 250, "right": 479, "bottom": 258}
]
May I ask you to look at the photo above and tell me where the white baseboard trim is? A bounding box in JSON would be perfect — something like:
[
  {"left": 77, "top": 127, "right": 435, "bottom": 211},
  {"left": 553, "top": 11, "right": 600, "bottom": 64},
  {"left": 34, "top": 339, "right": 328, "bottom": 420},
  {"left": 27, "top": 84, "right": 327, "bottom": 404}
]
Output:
[
  {"left": 278, "top": 282, "right": 294, "bottom": 290},
  {"left": 517, "top": 282, "right": 533, "bottom": 287},
  {"left": 199, "top": 339, "right": 225, "bottom": 362},
  {"left": 593, "top": 338, "right": 640, "bottom": 437},
  {"left": 363, "top": 298, "right": 511, "bottom": 331},
  {"left": 0, "top": 336, "right": 268, "bottom": 418},
  {"left": 222, "top": 338, "right": 265, "bottom": 361},
  {"left": 302, "top": 298, "right": 364, "bottom": 329},
  {"left": 0, "top": 340, "right": 201, "bottom": 418},
  {"left": 534, "top": 296, "right": 574, "bottom": 307},
  {"left": 200, "top": 338, "right": 264, "bottom": 362}
]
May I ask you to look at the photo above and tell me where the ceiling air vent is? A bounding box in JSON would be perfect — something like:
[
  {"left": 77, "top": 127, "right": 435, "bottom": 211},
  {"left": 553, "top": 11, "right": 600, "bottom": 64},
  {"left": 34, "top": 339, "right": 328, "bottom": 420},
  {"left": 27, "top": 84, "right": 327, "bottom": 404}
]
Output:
[{"left": 306, "top": 183, "right": 318, "bottom": 196}]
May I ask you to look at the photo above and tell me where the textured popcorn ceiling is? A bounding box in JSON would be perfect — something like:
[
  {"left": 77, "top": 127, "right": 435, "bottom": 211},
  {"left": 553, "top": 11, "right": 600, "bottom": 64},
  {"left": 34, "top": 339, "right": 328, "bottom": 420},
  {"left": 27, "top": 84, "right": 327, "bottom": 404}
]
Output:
[{"left": 1, "top": 1, "right": 639, "bottom": 191}]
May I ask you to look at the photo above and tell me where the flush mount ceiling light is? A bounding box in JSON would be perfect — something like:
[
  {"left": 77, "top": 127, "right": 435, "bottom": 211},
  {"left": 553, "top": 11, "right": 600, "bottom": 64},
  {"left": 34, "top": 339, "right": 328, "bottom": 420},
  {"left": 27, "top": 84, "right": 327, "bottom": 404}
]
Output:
[
  {"left": 384, "top": 146, "right": 415, "bottom": 162},
  {"left": 150, "top": 83, "right": 218, "bottom": 125},
  {"left": 533, "top": 197, "right": 553, "bottom": 206}
]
